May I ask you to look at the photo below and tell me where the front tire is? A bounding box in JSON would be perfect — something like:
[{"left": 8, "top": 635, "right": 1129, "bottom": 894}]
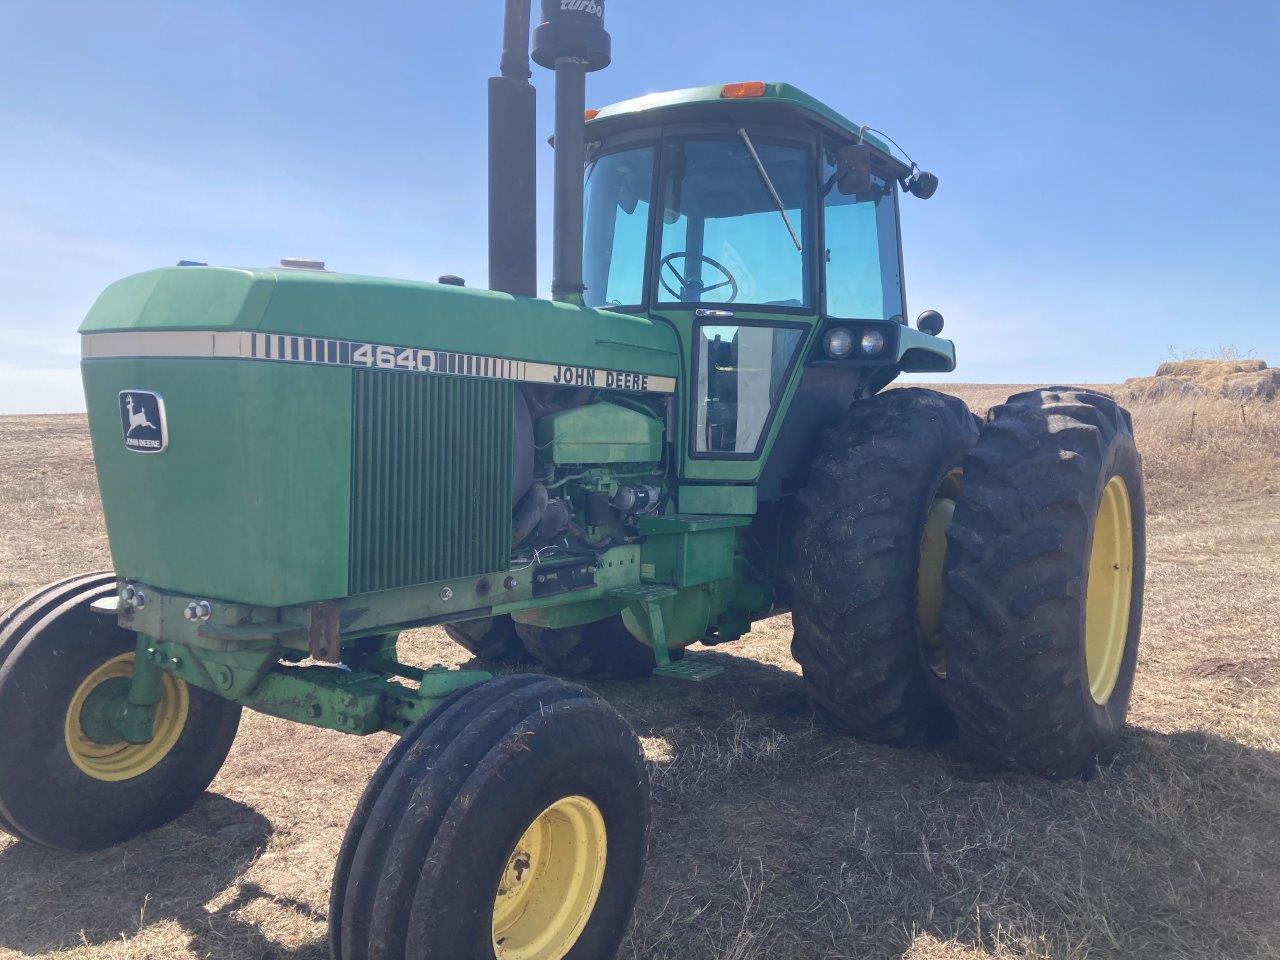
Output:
[
  {"left": 940, "top": 388, "right": 1146, "bottom": 778},
  {"left": 0, "top": 572, "right": 117, "bottom": 840},
  {"left": 445, "top": 615, "right": 532, "bottom": 665},
  {"left": 0, "top": 575, "right": 242, "bottom": 850},
  {"left": 515, "top": 615, "right": 674, "bottom": 680},
  {"left": 788, "top": 388, "right": 980, "bottom": 745},
  {"left": 331, "top": 675, "right": 649, "bottom": 960}
]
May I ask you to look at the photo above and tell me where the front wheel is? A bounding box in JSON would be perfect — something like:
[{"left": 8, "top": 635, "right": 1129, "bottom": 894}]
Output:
[
  {"left": 515, "top": 615, "right": 677, "bottom": 680},
  {"left": 940, "top": 388, "right": 1146, "bottom": 778},
  {"left": 445, "top": 615, "right": 533, "bottom": 665},
  {"left": 0, "top": 574, "right": 242, "bottom": 850},
  {"left": 331, "top": 675, "right": 649, "bottom": 960}
]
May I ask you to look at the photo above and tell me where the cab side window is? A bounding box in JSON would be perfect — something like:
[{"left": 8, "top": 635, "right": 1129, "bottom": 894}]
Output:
[
  {"left": 694, "top": 324, "right": 805, "bottom": 455},
  {"left": 822, "top": 140, "right": 905, "bottom": 322},
  {"left": 583, "top": 146, "right": 656, "bottom": 309}
]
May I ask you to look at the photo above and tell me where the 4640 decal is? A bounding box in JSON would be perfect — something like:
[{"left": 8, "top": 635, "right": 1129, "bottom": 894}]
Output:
[{"left": 350, "top": 342, "right": 468, "bottom": 373}]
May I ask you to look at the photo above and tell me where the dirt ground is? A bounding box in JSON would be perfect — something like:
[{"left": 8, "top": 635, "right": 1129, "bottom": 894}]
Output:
[{"left": 1, "top": 386, "right": 1278, "bottom": 960}]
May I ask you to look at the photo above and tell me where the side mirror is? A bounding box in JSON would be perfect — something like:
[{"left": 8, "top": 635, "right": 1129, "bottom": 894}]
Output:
[
  {"left": 904, "top": 169, "right": 939, "bottom": 200},
  {"left": 916, "top": 310, "right": 945, "bottom": 336},
  {"left": 901, "top": 167, "right": 942, "bottom": 199}
]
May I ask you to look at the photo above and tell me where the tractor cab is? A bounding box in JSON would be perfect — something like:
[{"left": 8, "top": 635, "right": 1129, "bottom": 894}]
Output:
[
  {"left": 583, "top": 82, "right": 906, "bottom": 323},
  {"left": 579, "top": 82, "right": 954, "bottom": 492}
]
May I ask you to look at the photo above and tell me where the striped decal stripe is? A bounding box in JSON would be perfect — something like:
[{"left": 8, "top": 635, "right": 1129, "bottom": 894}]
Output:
[{"left": 81, "top": 330, "right": 677, "bottom": 395}]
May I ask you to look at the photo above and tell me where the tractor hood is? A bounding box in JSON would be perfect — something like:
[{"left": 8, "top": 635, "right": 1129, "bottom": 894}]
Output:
[
  {"left": 78, "top": 266, "right": 679, "bottom": 608},
  {"left": 80, "top": 266, "right": 681, "bottom": 386}
]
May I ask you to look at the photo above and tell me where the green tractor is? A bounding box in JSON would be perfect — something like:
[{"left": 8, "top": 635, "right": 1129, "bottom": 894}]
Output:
[{"left": 0, "top": 2, "right": 1145, "bottom": 958}]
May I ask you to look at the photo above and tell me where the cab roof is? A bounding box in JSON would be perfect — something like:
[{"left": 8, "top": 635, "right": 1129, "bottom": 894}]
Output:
[{"left": 587, "top": 82, "right": 905, "bottom": 169}]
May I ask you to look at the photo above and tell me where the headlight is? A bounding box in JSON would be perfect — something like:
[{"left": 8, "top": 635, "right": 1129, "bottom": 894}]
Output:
[
  {"left": 823, "top": 327, "right": 854, "bottom": 359},
  {"left": 860, "top": 330, "right": 886, "bottom": 356}
]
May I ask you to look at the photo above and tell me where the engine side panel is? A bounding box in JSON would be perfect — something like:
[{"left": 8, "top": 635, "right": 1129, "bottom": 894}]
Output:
[{"left": 82, "top": 358, "right": 352, "bottom": 607}]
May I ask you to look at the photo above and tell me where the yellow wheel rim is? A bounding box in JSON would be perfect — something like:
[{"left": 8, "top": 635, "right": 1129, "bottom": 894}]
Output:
[
  {"left": 492, "top": 795, "right": 607, "bottom": 960},
  {"left": 917, "top": 469, "right": 961, "bottom": 679},
  {"left": 1084, "top": 475, "right": 1135, "bottom": 704},
  {"left": 63, "top": 653, "right": 190, "bottom": 782}
]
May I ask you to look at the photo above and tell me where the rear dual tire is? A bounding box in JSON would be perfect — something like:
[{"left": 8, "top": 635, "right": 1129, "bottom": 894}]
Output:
[
  {"left": 332, "top": 675, "right": 649, "bottom": 960},
  {"left": 940, "top": 388, "right": 1145, "bottom": 777},
  {"left": 789, "top": 385, "right": 1145, "bottom": 779},
  {"left": 789, "top": 388, "right": 980, "bottom": 744}
]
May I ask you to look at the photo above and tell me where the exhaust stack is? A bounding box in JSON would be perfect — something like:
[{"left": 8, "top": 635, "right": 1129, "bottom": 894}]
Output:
[
  {"left": 488, "top": 0, "right": 538, "bottom": 297},
  {"left": 533, "top": 0, "right": 612, "bottom": 304},
  {"left": 488, "top": 0, "right": 611, "bottom": 302}
]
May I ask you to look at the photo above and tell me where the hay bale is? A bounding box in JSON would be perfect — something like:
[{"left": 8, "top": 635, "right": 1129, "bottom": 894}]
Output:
[
  {"left": 1155, "top": 358, "right": 1268, "bottom": 379},
  {"left": 1202, "top": 369, "right": 1280, "bottom": 402},
  {"left": 1132, "top": 359, "right": 1276, "bottom": 403},
  {"left": 1121, "top": 375, "right": 1206, "bottom": 402}
]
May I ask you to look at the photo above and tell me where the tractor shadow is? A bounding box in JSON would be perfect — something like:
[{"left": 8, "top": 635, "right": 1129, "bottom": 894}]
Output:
[
  {"left": 0, "top": 792, "right": 323, "bottom": 958},
  {"left": 600, "top": 644, "right": 816, "bottom": 734},
  {"left": 2, "top": 646, "right": 1275, "bottom": 959},
  {"left": 595, "top": 648, "right": 1280, "bottom": 959}
]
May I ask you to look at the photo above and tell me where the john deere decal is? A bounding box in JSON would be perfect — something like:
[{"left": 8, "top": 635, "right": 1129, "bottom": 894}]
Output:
[{"left": 118, "top": 390, "right": 167, "bottom": 453}]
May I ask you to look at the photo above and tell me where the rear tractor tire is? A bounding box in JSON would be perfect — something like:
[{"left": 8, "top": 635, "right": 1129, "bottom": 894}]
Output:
[
  {"left": 445, "top": 615, "right": 533, "bottom": 666},
  {"left": 331, "top": 674, "right": 649, "bottom": 960},
  {"left": 515, "top": 614, "right": 678, "bottom": 680},
  {"left": 789, "top": 388, "right": 980, "bottom": 745},
  {"left": 0, "top": 574, "right": 242, "bottom": 850},
  {"left": 940, "top": 388, "right": 1145, "bottom": 778}
]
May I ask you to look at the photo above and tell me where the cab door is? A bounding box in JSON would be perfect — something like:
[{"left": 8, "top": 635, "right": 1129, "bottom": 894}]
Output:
[{"left": 642, "top": 125, "right": 821, "bottom": 499}]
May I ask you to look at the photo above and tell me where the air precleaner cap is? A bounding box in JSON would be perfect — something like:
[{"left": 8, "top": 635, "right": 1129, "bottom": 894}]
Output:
[{"left": 532, "top": 0, "right": 611, "bottom": 72}]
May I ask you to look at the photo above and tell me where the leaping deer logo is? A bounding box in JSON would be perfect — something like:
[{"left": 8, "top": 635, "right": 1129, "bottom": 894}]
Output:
[{"left": 124, "top": 395, "right": 157, "bottom": 435}]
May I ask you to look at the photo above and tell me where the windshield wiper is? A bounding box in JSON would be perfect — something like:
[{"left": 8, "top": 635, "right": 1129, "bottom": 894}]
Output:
[{"left": 738, "top": 127, "right": 802, "bottom": 252}]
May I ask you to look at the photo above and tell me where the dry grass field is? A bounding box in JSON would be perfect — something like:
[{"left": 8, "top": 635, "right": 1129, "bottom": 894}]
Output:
[{"left": 1, "top": 385, "right": 1278, "bottom": 960}]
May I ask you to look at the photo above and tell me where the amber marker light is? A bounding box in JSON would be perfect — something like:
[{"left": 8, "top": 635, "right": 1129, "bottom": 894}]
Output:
[{"left": 721, "top": 81, "right": 767, "bottom": 99}]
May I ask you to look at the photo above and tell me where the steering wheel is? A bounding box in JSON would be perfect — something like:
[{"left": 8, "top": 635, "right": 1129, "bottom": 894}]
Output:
[{"left": 658, "top": 252, "right": 740, "bottom": 304}]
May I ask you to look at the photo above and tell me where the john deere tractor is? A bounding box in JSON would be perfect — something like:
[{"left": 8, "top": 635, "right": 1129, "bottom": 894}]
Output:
[{"left": 0, "top": 3, "right": 1145, "bottom": 958}]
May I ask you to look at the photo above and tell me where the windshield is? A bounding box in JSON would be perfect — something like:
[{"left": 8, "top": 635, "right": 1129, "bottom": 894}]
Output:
[
  {"left": 656, "top": 137, "right": 812, "bottom": 309},
  {"left": 583, "top": 134, "right": 902, "bottom": 316},
  {"left": 583, "top": 145, "right": 655, "bottom": 309}
]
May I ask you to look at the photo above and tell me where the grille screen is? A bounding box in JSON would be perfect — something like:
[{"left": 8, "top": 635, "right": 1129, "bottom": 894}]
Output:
[{"left": 350, "top": 370, "right": 514, "bottom": 594}]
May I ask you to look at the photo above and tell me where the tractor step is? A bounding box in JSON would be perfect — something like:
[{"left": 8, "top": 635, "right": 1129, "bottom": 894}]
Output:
[{"left": 653, "top": 655, "right": 725, "bottom": 682}]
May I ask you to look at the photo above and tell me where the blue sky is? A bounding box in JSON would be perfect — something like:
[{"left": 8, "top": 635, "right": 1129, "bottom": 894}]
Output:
[{"left": 2, "top": 1, "right": 1277, "bottom": 413}]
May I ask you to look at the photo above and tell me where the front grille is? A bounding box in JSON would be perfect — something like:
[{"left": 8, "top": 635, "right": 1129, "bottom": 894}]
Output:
[{"left": 349, "top": 370, "right": 514, "bottom": 594}]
